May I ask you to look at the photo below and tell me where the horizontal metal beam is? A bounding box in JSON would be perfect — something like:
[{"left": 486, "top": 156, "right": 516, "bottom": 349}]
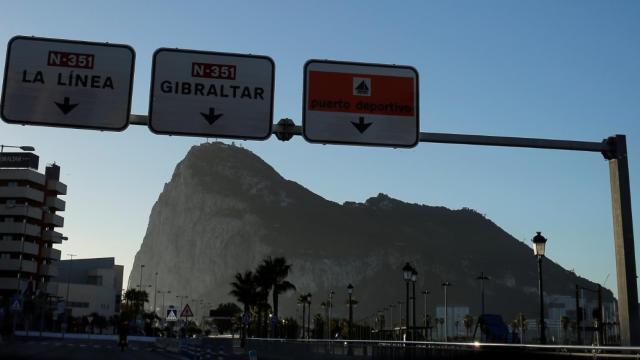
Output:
[
  {"left": 128, "top": 115, "right": 610, "bottom": 154},
  {"left": 420, "top": 132, "right": 608, "bottom": 153}
]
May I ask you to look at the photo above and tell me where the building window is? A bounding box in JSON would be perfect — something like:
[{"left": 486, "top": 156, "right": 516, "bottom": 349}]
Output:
[
  {"left": 7, "top": 181, "right": 17, "bottom": 187},
  {"left": 88, "top": 276, "right": 103, "bottom": 286}
]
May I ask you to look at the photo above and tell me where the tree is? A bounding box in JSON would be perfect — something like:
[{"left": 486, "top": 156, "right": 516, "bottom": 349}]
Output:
[
  {"left": 514, "top": 313, "right": 527, "bottom": 344},
  {"left": 211, "top": 302, "right": 242, "bottom": 335},
  {"left": 463, "top": 314, "right": 474, "bottom": 338},
  {"left": 256, "top": 257, "right": 296, "bottom": 320},
  {"left": 229, "top": 271, "right": 259, "bottom": 346},
  {"left": 123, "top": 289, "right": 149, "bottom": 313},
  {"left": 297, "top": 293, "right": 310, "bottom": 338}
]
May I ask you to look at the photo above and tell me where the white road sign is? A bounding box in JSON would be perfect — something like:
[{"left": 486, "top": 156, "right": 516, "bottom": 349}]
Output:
[
  {"left": 149, "top": 48, "right": 274, "bottom": 139},
  {"left": 303, "top": 60, "right": 419, "bottom": 148},
  {"left": 1, "top": 36, "right": 135, "bottom": 131}
]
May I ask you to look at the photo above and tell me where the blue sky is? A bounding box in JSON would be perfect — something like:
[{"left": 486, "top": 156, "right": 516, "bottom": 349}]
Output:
[{"left": 1, "top": 0, "right": 638, "bottom": 297}]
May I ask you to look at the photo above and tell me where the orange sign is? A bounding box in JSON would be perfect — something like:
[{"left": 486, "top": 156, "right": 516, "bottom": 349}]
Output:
[{"left": 306, "top": 71, "right": 415, "bottom": 117}]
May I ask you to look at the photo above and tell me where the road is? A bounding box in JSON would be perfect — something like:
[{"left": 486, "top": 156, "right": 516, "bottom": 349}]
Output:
[{"left": 0, "top": 338, "right": 180, "bottom": 360}]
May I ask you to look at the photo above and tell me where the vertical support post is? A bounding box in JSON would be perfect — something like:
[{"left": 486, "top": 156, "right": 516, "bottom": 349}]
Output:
[
  {"left": 576, "top": 285, "right": 582, "bottom": 345},
  {"left": 538, "top": 256, "right": 546, "bottom": 344},
  {"left": 598, "top": 284, "right": 603, "bottom": 345},
  {"left": 605, "top": 134, "right": 640, "bottom": 346}
]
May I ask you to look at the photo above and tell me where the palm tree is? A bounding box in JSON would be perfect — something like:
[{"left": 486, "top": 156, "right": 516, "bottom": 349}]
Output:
[
  {"left": 463, "top": 314, "right": 474, "bottom": 338},
  {"left": 514, "top": 313, "right": 526, "bottom": 344},
  {"left": 297, "top": 294, "right": 308, "bottom": 339},
  {"left": 256, "top": 257, "right": 296, "bottom": 320},
  {"left": 230, "top": 271, "right": 259, "bottom": 346}
]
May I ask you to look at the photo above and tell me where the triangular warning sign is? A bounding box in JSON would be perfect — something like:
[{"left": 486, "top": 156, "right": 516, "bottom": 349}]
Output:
[
  {"left": 10, "top": 298, "right": 22, "bottom": 311},
  {"left": 180, "top": 304, "right": 193, "bottom": 317},
  {"left": 356, "top": 81, "right": 369, "bottom": 93},
  {"left": 167, "top": 309, "right": 178, "bottom": 321}
]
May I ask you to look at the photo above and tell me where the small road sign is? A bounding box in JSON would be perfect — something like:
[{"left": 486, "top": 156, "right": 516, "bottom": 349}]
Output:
[
  {"left": 167, "top": 308, "right": 178, "bottom": 322},
  {"left": 10, "top": 296, "right": 22, "bottom": 312},
  {"left": 180, "top": 304, "right": 194, "bottom": 318},
  {"left": 242, "top": 312, "right": 251, "bottom": 325},
  {"left": 149, "top": 48, "right": 274, "bottom": 140},
  {"left": 303, "top": 59, "right": 419, "bottom": 148},
  {"left": 1, "top": 36, "right": 135, "bottom": 131}
]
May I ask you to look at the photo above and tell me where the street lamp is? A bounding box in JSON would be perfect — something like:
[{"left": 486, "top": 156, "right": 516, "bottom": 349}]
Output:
[
  {"left": 306, "top": 293, "right": 312, "bottom": 339},
  {"left": 476, "top": 272, "right": 490, "bottom": 316},
  {"left": 422, "top": 290, "right": 430, "bottom": 340},
  {"left": 139, "top": 264, "right": 145, "bottom": 290},
  {"left": 411, "top": 269, "right": 417, "bottom": 341},
  {"left": 402, "top": 262, "right": 413, "bottom": 341},
  {"left": 328, "top": 289, "right": 334, "bottom": 339},
  {"left": 153, "top": 272, "right": 159, "bottom": 315},
  {"left": 532, "top": 231, "right": 548, "bottom": 344},
  {"left": 441, "top": 281, "right": 452, "bottom": 342},
  {"left": 347, "top": 284, "right": 354, "bottom": 356},
  {"left": 0, "top": 144, "right": 35, "bottom": 153}
]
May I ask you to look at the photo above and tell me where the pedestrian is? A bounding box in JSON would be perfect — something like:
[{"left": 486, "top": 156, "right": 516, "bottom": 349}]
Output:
[
  {"left": 217, "top": 345, "right": 225, "bottom": 359},
  {"left": 118, "top": 321, "right": 129, "bottom": 351}
]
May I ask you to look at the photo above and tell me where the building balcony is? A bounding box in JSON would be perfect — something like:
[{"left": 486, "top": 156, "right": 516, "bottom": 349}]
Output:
[
  {"left": 43, "top": 213, "right": 64, "bottom": 227},
  {"left": 0, "top": 186, "right": 44, "bottom": 202},
  {"left": 45, "top": 196, "right": 65, "bottom": 211},
  {"left": 40, "top": 247, "right": 61, "bottom": 261},
  {"left": 0, "top": 259, "right": 38, "bottom": 273},
  {"left": 0, "top": 221, "right": 41, "bottom": 237},
  {"left": 0, "top": 240, "right": 39, "bottom": 255},
  {"left": 0, "top": 277, "right": 27, "bottom": 291},
  {"left": 46, "top": 179, "right": 67, "bottom": 195},
  {"left": 0, "top": 204, "right": 43, "bottom": 220},
  {"left": 39, "top": 263, "right": 59, "bottom": 277},
  {"left": 42, "top": 230, "right": 64, "bottom": 243},
  {"left": 0, "top": 169, "right": 45, "bottom": 185}
]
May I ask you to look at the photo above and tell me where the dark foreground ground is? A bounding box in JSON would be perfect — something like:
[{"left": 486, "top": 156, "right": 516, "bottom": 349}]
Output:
[{"left": 0, "top": 338, "right": 179, "bottom": 360}]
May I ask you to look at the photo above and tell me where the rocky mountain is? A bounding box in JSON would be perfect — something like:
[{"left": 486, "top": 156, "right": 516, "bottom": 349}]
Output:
[{"left": 129, "top": 142, "right": 611, "bottom": 322}]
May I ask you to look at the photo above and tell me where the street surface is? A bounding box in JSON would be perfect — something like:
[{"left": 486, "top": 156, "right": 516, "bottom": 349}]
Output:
[{"left": 0, "top": 338, "right": 180, "bottom": 360}]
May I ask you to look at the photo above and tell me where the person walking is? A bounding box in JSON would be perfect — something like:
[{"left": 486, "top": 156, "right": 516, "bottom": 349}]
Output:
[{"left": 118, "top": 321, "right": 129, "bottom": 351}]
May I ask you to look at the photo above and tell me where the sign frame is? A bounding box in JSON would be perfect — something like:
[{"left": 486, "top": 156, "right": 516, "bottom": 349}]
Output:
[
  {"left": 1, "top": 35, "right": 136, "bottom": 131},
  {"left": 148, "top": 47, "right": 275, "bottom": 140},
  {"left": 302, "top": 59, "right": 420, "bottom": 148}
]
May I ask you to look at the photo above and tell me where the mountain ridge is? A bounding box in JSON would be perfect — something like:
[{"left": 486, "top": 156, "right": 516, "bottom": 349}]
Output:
[{"left": 129, "top": 141, "right": 611, "bottom": 321}]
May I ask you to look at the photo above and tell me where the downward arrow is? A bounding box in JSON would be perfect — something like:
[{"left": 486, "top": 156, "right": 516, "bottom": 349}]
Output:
[
  {"left": 200, "top": 107, "right": 224, "bottom": 125},
  {"left": 351, "top": 116, "right": 372, "bottom": 134},
  {"left": 54, "top": 97, "right": 78, "bottom": 115}
]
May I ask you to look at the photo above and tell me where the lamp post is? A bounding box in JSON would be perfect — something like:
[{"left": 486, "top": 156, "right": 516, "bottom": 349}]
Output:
[
  {"left": 306, "top": 293, "right": 312, "bottom": 339},
  {"left": 441, "top": 282, "right": 452, "bottom": 342},
  {"left": 411, "top": 269, "right": 417, "bottom": 341},
  {"left": 328, "top": 289, "right": 334, "bottom": 339},
  {"left": 347, "top": 284, "right": 354, "bottom": 356},
  {"left": 159, "top": 290, "right": 171, "bottom": 321},
  {"left": 389, "top": 304, "right": 394, "bottom": 338},
  {"left": 139, "top": 264, "right": 145, "bottom": 290},
  {"left": 422, "top": 290, "right": 430, "bottom": 340},
  {"left": 476, "top": 272, "right": 490, "bottom": 316},
  {"left": 402, "top": 262, "right": 413, "bottom": 341},
  {"left": 153, "top": 272, "right": 158, "bottom": 315},
  {"left": 532, "top": 231, "right": 548, "bottom": 344},
  {"left": 0, "top": 144, "right": 35, "bottom": 153}
]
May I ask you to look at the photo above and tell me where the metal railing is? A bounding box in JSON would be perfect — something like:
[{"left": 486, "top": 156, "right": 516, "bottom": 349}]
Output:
[{"left": 244, "top": 338, "right": 640, "bottom": 359}]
